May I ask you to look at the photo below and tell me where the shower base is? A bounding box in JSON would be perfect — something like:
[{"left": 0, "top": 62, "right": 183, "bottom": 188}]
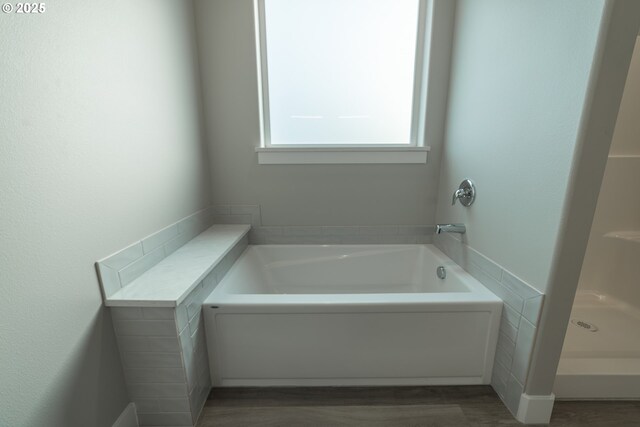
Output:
[{"left": 555, "top": 291, "right": 640, "bottom": 399}]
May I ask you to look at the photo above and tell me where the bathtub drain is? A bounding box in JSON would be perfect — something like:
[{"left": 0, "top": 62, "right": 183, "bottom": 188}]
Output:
[{"left": 571, "top": 319, "right": 598, "bottom": 332}]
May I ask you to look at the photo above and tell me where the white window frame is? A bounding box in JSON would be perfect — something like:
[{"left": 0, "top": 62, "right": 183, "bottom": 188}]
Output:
[{"left": 254, "top": 0, "right": 446, "bottom": 164}]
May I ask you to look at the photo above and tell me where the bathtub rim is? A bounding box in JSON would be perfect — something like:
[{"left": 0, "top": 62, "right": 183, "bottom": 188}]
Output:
[{"left": 204, "top": 243, "right": 502, "bottom": 307}]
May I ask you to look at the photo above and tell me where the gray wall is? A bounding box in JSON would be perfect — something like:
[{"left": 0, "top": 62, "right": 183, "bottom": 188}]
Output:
[
  {"left": 0, "top": 1, "right": 211, "bottom": 426},
  {"left": 194, "top": 0, "right": 453, "bottom": 227},
  {"left": 435, "top": 0, "right": 607, "bottom": 292}
]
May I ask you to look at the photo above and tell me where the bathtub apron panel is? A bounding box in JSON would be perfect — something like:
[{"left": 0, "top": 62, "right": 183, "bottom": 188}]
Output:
[{"left": 203, "top": 244, "right": 503, "bottom": 386}]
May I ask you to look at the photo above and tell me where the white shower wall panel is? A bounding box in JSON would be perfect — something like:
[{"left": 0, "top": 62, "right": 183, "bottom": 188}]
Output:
[{"left": 578, "top": 155, "right": 640, "bottom": 307}]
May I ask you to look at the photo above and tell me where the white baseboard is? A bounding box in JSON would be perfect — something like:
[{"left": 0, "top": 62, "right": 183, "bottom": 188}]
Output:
[
  {"left": 516, "top": 393, "right": 555, "bottom": 424},
  {"left": 113, "top": 403, "right": 138, "bottom": 427}
]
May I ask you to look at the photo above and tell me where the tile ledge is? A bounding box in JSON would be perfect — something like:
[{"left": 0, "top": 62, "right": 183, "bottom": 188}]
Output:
[
  {"left": 104, "top": 299, "right": 178, "bottom": 308},
  {"left": 105, "top": 224, "right": 250, "bottom": 307}
]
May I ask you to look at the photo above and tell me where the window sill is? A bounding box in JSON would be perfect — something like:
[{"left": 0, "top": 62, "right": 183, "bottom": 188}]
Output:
[{"left": 256, "top": 146, "right": 430, "bottom": 165}]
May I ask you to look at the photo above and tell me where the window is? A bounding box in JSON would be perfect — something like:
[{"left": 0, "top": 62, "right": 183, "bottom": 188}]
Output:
[{"left": 255, "top": 0, "right": 435, "bottom": 164}]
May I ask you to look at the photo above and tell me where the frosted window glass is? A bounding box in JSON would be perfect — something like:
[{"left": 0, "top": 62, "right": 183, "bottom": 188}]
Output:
[{"left": 263, "top": 0, "right": 420, "bottom": 145}]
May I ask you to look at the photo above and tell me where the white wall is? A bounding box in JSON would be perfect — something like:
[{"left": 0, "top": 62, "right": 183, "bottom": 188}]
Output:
[
  {"left": 435, "top": 0, "right": 606, "bottom": 292},
  {"left": 0, "top": 1, "right": 211, "bottom": 426},
  {"left": 194, "top": 0, "right": 453, "bottom": 226}
]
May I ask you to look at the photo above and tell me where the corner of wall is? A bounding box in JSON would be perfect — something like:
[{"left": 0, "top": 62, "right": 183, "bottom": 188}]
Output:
[{"left": 525, "top": 0, "right": 640, "bottom": 398}]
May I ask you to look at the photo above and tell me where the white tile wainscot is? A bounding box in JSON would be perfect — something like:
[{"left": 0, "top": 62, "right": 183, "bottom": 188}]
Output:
[
  {"left": 99, "top": 225, "right": 250, "bottom": 427},
  {"left": 210, "top": 204, "right": 435, "bottom": 244},
  {"left": 96, "top": 208, "right": 215, "bottom": 300}
]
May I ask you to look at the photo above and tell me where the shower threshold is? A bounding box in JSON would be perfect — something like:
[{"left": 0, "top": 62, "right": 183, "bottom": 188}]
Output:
[{"left": 555, "top": 291, "right": 640, "bottom": 399}]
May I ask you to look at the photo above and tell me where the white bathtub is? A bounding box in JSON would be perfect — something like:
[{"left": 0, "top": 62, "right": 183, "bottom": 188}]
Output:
[{"left": 203, "top": 244, "right": 502, "bottom": 387}]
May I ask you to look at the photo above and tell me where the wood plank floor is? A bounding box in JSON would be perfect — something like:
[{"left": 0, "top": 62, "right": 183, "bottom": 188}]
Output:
[{"left": 196, "top": 386, "right": 640, "bottom": 426}]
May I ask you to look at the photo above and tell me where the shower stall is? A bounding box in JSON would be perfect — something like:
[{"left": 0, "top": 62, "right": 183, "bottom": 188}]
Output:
[{"left": 555, "top": 36, "right": 640, "bottom": 399}]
